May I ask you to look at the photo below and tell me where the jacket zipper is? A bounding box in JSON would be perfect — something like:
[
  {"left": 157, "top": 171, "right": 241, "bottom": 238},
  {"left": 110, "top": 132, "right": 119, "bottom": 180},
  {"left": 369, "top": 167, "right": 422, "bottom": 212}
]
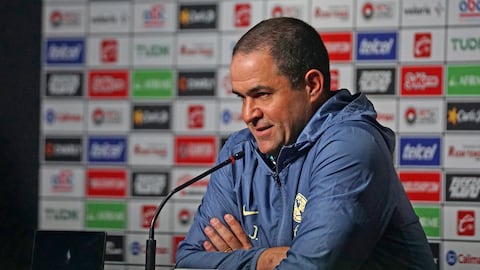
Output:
[
  {"left": 268, "top": 155, "right": 281, "bottom": 186},
  {"left": 277, "top": 171, "right": 288, "bottom": 246},
  {"left": 273, "top": 171, "right": 281, "bottom": 186},
  {"left": 268, "top": 155, "right": 287, "bottom": 245}
]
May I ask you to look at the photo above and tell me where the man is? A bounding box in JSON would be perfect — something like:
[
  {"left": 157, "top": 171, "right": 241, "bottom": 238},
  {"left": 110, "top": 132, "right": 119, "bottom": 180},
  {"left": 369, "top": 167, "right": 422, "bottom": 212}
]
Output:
[{"left": 176, "top": 17, "right": 435, "bottom": 270}]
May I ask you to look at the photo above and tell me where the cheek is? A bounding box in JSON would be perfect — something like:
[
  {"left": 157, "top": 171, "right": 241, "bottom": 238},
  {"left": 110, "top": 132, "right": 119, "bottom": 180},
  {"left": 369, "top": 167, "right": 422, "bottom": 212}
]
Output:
[
  {"left": 240, "top": 103, "right": 248, "bottom": 122},
  {"left": 285, "top": 101, "right": 310, "bottom": 129}
]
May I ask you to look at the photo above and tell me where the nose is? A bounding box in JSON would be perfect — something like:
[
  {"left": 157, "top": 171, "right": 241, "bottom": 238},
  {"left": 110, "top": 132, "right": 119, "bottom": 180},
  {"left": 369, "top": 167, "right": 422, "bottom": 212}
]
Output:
[{"left": 242, "top": 97, "right": 262, "bottom": 125}]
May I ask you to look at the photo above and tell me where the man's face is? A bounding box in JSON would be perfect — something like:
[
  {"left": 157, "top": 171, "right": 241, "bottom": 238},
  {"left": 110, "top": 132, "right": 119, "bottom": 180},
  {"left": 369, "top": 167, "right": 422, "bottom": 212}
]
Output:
[{"left": 230, "top": 51, "right": 313, "bottom": 157}]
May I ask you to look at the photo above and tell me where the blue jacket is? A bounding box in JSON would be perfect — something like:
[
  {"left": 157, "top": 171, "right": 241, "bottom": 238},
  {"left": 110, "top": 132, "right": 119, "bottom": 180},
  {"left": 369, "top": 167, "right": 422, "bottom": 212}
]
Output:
[{"left": 176, "top": 89, "right": 435, "bottom": 269}]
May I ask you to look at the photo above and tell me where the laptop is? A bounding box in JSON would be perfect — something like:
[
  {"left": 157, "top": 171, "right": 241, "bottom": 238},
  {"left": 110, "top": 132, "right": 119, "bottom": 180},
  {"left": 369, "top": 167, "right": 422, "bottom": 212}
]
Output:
[{"left": 31, "top": 230, "right": 107, "bottom": 270}]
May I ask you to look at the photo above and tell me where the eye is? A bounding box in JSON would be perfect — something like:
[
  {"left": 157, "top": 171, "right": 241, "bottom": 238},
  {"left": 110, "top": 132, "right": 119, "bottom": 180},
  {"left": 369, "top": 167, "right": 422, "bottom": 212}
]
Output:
[
  {"left": 254, "top": 92, "right": 271, "bottom": 99},
  {"left": 234, "top": 93, "right": 245, "bottom": 100}
]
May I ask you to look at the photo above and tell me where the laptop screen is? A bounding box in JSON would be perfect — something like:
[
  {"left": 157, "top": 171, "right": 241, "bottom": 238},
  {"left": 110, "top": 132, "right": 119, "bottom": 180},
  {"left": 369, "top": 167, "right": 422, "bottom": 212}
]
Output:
[{"left": 31, "top": 230, "right": 106, "bottom": 270}]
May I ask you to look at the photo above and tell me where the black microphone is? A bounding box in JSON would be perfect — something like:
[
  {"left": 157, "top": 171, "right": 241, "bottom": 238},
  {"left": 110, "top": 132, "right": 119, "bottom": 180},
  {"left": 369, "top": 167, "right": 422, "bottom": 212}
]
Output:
[{"left": 145, "top": 151, "right": 245, "bottom": 270}]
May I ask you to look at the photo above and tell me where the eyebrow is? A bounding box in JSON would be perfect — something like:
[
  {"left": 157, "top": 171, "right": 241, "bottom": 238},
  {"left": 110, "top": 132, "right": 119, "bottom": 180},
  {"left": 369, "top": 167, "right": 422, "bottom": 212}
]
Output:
[{"left": 231, "top": 85, "right": 274, "bottom": 98}]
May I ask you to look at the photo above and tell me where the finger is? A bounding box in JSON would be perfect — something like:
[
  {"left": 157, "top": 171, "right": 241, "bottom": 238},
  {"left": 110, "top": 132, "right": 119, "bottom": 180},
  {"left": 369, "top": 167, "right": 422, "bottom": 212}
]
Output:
[
  {"left": 225, "top": 214, "right": 252, "bottom": 249},
  {"left": 210, "top": 218, "right": 242, "bottom": 249},
  {"left": 203, "top": 240, "right": 217, "bottom": 252},
  {"left": 204, "top": 225, "right": 228, "bottom": 251}
]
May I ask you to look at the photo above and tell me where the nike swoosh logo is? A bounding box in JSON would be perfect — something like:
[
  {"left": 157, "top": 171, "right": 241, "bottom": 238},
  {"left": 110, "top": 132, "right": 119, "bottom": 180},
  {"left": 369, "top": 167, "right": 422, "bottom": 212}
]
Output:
[{"left": 242, "top": 205, "right": 259, "bottom": 216}]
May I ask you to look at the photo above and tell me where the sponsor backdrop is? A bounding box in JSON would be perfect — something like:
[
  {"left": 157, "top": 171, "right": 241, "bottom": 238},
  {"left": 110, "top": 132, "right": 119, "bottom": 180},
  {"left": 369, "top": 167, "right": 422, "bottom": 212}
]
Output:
[{"left": 40, "top": 0, "right": 480, "bottom": 269}]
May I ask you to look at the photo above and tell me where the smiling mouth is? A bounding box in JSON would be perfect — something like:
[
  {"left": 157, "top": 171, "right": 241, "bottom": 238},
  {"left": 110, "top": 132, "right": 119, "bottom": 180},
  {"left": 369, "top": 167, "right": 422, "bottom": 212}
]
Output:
[
  {"left": 256, "top": 126, "right": 270, "bottom": 131},
  {"left": 252, "top": 125, "right": 272, "bottom": 137}
]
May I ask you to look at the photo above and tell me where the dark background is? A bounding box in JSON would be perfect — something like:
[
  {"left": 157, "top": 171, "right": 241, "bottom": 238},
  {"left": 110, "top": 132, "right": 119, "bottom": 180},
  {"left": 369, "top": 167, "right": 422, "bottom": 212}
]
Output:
[{"left": 0, "top": 1, "right": 40, "bottom": 269}]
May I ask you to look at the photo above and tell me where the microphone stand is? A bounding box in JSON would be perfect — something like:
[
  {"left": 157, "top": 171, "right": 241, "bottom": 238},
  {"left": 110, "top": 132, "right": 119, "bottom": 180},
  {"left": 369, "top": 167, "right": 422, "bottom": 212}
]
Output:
[{"left": 145, "top": 151, "right": 245, "bottom": 270}]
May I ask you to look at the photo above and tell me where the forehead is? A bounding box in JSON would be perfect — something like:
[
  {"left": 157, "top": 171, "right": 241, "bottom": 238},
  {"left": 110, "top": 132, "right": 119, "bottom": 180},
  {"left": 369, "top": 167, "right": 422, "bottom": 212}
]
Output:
[
  {"left": 230, "top": 52, "right": 291, "bottom": 96},
  {"left": 230, "top": 52, "right": 280, "bottom": 82}
]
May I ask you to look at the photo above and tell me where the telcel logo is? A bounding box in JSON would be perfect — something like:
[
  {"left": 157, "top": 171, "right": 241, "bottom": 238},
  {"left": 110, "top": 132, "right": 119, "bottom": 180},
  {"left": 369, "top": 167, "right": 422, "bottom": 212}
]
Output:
[
  {"left": 356, "top": 32, "right": 397, "bottom": 60},
  {"left": 403, "top": 143, "right": 437, "bottom": 160},
  {"left": 88, "top": 137, "right": 126, "bottom": 163},
  {"left": 46, "top": 39, "right": 84, "bottom": 64},
  {"left": 399, "top": 137, "right": 441, "bottom": 166}
]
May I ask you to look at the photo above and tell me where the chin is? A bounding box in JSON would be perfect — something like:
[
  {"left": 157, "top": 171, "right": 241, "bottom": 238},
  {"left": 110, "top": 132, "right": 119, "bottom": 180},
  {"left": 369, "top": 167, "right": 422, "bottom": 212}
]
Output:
[
  {"left": 258, "top": 147, "right": 278, "bottom": 157},
  {"left": 258, "top": 147, "right": 271, "bottom": 155},
  {"left": 256, "top": 140, "right": 280, "bottom": 156}
]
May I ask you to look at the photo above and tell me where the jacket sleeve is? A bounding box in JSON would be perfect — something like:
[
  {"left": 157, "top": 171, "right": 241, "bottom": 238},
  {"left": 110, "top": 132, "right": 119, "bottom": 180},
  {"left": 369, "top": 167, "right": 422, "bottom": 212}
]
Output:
[
  {"left": 277, "top": 125, "right": 399, "bottom": 269},
  {"left": 175, "top": 145, "right": 265, "bottom": 270}
]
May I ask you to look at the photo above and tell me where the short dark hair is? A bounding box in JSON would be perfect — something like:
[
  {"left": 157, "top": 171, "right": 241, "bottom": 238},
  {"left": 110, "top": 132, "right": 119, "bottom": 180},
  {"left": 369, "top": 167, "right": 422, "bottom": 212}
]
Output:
[{"left": 232, "top": 17, "right": 330, "bottom": 91}]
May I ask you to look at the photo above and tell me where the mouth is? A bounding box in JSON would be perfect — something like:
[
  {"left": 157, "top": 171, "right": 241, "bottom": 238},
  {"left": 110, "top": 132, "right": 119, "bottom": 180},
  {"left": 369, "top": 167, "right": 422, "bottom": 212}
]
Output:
[{"left": 252, "top": 125, "right": 272, "bottom": 138}]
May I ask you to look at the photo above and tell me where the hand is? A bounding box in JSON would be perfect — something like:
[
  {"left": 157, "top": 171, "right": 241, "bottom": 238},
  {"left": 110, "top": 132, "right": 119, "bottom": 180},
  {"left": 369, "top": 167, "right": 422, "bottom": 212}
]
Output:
[
  {"left": 257, "top": 246, "right": 289, "bottom": 270},
  {"left": 203, "top": 213, "right": 252, "bottom": 253}
]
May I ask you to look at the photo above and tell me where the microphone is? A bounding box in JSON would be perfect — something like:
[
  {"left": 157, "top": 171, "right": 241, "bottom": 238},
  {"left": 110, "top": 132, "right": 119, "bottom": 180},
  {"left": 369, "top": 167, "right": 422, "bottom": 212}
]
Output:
[{"left": 145, "top": 151, "right": 245, "bottom": 270}]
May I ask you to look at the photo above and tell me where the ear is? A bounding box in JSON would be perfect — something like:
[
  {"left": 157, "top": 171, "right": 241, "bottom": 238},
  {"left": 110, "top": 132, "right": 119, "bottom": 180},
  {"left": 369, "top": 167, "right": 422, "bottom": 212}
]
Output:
[{"left": 304, "top": 69, "right": 325, "bottom": 102}]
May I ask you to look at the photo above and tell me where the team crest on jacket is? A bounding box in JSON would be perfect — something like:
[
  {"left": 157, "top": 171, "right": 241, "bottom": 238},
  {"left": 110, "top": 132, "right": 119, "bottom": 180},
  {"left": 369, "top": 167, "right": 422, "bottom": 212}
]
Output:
[{"left": 293, "top": 193, "right": 308, "bottom": 223}]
